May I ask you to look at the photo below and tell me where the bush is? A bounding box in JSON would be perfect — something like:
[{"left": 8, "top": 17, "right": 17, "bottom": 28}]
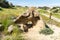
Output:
[
  {"left": 40, "top": 28, "right": 54, "bottom": 35},
  {"left": 0, "top": 7, "right": 2, "bottom": 10}
]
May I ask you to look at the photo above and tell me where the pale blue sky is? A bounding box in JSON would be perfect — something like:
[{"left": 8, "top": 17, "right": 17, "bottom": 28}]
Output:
[{"left": 7, "top": 0, "right": 60, "bottom": 7}]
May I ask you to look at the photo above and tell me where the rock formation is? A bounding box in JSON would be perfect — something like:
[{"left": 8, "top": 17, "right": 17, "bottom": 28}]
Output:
[{"left": 14, "top": 7, "right": 40, "bottom": 32}]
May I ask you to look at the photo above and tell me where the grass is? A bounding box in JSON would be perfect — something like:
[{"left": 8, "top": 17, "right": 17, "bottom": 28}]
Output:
[
  {"left": 44, "top": 13, "right": 60, "bottom": 19},
  {"left": 1, "top": 26, "right": 25, "bottom": 40},
  {"left": 38, "top": 9, "right": 60, "bottom": 19},
  {"left": 0, "top": 7, "right": 60, "bottom": 40},
  {"left": 38, "top": 9, "right": 48, "bottom": 13},
  {"left": 40, "top": 14, "right": 60, "bottom": 27},
  {"left": 52, "top": 13, "right": 60, "bottom": 19},
  {"left": 39, "top": 10, "right": 60, "bottom": 19},
  {"left": 3, "top": 35, "right": 24, "bottom": 40},
  {"left": 0, "top": 7, "right": 27, "bottom": 28},
  {"left": 0, "top": 7, "right": 27, "bottom": 40}
]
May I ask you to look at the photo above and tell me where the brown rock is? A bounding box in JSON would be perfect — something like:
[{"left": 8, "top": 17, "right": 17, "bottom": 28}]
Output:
[{"left": 14, "top": 7, "right": 40, "bottom": 32}]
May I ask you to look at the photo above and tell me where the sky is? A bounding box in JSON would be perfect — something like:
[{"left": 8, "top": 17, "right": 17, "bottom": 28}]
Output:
[{"left": 7, "top": 0, "right": 60, "bottom": 7}]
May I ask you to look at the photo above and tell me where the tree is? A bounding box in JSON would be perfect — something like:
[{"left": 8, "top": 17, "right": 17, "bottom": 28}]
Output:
[
  {"left": 51, "top": 6, "right": 60, "bottom": 13},
  {"left": 25, "top": 6, "right": 28, "bottom": 8},
  {"left": 38, "top": 6, "right": 50, "bottom": 10},
  {"left": 0, "top": 0, "right": 6, "bottom": 2},
  {"left": 0, "top": 0, "right": 14, "bottom": 8},
  {"left": 49, "top": 8, "right": 59, "bottom": 20}
]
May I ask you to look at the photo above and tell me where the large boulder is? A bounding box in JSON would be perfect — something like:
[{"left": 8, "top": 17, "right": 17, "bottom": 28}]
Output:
[
  {"left": 14, "top": 7, "right": 40, "bottom": 32},
  {"left": 14, "top": 7, "right": 40, "bottom": 24}
]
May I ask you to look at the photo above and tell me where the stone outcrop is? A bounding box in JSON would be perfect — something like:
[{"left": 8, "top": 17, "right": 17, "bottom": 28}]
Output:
[{"left": 14, "top": 7, "right": 40, "bottom": 32}]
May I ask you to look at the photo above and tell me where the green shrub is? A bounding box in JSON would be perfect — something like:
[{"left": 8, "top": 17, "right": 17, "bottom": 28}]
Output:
[
  {"left": 40, "top": 28, "right": 54, "bottom": 35},
  {"left": 0, "top": 7, "right": 2, "bottom": 10}
]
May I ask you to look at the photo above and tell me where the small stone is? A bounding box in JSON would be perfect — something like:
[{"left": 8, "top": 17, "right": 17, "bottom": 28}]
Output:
[{"left": 8, "top": 25, "right": 14, "bottom": 33}]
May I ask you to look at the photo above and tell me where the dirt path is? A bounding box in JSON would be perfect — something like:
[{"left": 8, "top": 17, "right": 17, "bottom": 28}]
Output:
[
  {"left": 23, "top": 18, "right": 60, "bottom": 40},
  {"left": 23, "top": 22, "right": 60, "bottom": 40},
  {"left": 24, "top": 18, "right": 45, "bottom": 40}
]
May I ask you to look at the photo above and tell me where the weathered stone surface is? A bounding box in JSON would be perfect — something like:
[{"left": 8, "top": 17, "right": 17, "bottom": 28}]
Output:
[{"left": 14, "top": 7, "right": 40, "bottom": 32}]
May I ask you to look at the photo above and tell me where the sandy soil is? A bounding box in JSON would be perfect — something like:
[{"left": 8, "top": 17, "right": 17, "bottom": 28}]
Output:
[{"left": 23, "top": 19, "right": 60, "bottom": 40}]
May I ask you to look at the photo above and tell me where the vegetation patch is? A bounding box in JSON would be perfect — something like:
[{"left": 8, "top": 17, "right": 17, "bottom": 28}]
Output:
[
  {"left": 52, "top": 13, "right": 60, "bottom": 19},
  {"left": 1, "top": 25, "right": 24, "bottom": 40},
  {"left": 38, "top": 9, "right": 48, "bottom": 13},
  {"left": 40, "top": 27, "right": 54, "bottom": 35},
  {"left": 2, "top": 34, "right": 25, "bottom": 40},
  {"left": 40, "top": 24, "right": 54, "bottom": 35},
  {"left": 0, "top": 7, "right": 3, "bottom": 10},
  {"left": 40, "top": 14, "right": 60, "bottom": 27},
  {"left": 0, "top": 7, "right": 27, "bottom": 40}
]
